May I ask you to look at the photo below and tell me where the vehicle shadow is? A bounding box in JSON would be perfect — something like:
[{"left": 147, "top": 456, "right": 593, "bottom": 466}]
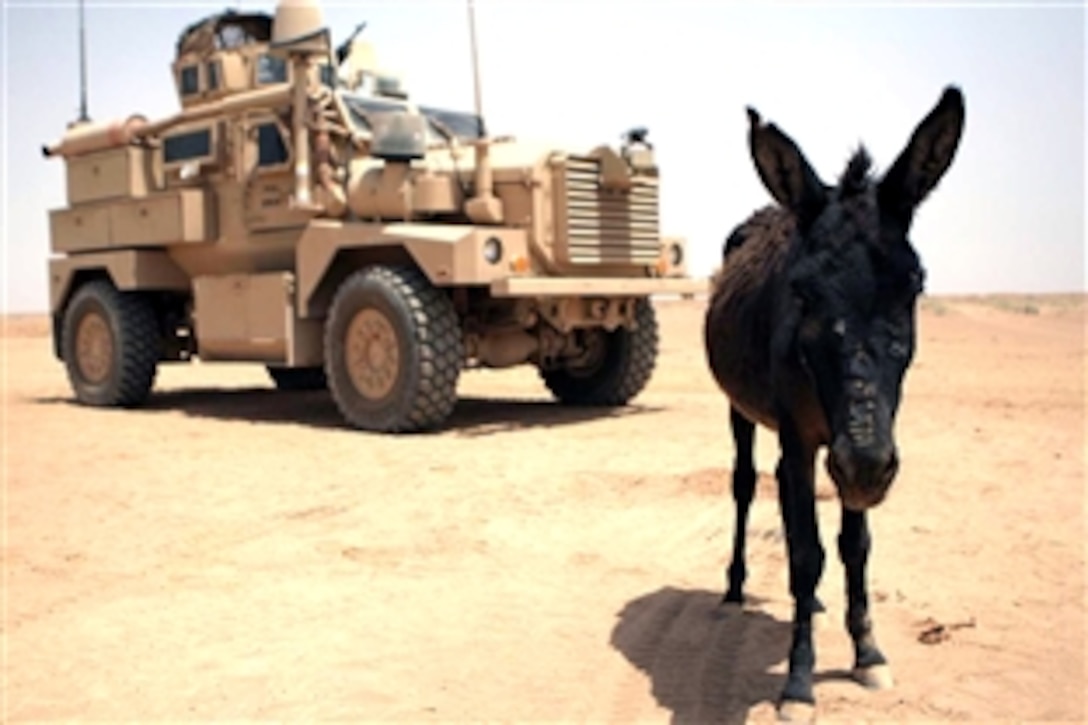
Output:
[
  {"left": 610, "top": 586, "right": 792, "bottom": 724},
  {"left": 32, "top": 388, "right": 664, "bottom": 435}
]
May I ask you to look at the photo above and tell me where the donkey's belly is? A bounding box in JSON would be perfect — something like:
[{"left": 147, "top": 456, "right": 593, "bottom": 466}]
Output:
[
  {"left": 705, "top": 290, "right": 780, "bottom": 432},
  {"left": 704, "top": 206, "right": 796, "bottom": 432}
]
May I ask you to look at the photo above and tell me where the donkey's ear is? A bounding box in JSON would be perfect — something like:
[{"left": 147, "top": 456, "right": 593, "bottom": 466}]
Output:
[
  {"left": 747, "top": 106, "right": 828, "bottom": 226},
  {"left": 878, "top": 86, "right": 966, "bottom": 228}
]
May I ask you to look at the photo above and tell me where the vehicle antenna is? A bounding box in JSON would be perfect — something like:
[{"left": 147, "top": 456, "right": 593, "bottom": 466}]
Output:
[
  {"left": 77, "top": 0, "right": 90, "bottom": 123},
  {"left": 467, "top": 0, "right": 483, "bottom": 118}
]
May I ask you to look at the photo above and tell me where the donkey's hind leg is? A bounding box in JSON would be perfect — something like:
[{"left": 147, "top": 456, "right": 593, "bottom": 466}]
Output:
[{"left": 723, "top": 405, "right": 757, "bottom": 605}]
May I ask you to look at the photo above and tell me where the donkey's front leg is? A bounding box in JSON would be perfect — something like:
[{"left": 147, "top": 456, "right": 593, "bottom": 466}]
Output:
[
  {"left": 839, "top": 508, "right": 894, "bottom": 690},
  {"left": 775, "top": 449, "right": 825, "bottom": 720}
]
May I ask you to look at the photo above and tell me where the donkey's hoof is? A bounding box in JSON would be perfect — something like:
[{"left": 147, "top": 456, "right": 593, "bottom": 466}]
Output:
[
  {"left": 777, "top": 700, "right": 816, "bottom": 722},
  {"left": 854, "top": 663, "right": 894, "bottom": 690}
]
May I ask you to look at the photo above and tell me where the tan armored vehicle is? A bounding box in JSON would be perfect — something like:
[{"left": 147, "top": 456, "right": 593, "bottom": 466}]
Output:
[{"left": 42, "top": 1, "right": 706, "bottom": 433}]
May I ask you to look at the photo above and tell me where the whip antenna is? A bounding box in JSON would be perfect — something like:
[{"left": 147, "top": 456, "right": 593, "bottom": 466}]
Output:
[
  {"left": 77, "top": 0, "right": 90, "bottom": 122},
  {"left": 467, "top": 0, "right": 483, "bottom": 118}
]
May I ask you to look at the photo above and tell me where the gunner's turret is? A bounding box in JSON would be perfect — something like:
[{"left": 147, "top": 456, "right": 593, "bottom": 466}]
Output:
[{"left": 169, "top": 2, "right": 344, "bottom": 109}]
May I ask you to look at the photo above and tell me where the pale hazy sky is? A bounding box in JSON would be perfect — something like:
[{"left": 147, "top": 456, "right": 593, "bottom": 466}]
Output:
[{"left": 1, "top": 0, "right": 1084, "bottom": 313}]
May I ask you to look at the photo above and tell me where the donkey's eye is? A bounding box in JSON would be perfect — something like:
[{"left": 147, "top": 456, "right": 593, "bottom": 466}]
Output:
[
  {"left": 832, "top": 319, "right": 846, "bottom": 337},
  {"left": 889, "top": 341, "right": 910, "bottom": 359}
]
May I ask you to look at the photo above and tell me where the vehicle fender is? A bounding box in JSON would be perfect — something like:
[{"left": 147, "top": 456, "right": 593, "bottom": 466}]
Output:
[
  {"left": 49, "top": 249, "right": 191, "bottom": 312},
  {"left": 49, "top": 250, "right": 191, "bottom": 358},
  {"left": 295, "top": 219, "right": 528, "bottom": 318}
]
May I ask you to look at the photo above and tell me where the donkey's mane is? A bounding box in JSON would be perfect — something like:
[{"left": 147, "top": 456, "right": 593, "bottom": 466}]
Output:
[{"left": 837, "top": 145, "right": 874, "bottom": 199}]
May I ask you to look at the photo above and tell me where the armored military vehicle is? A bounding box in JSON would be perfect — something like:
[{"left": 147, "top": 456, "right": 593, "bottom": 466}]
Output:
[{"left": 42, "top": 0, "right": 706, "bottom": 433}]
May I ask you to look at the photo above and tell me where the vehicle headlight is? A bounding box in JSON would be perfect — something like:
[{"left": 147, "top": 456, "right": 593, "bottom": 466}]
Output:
[{"left": 483, "top": 237, "right": 503, "bottom": 264}]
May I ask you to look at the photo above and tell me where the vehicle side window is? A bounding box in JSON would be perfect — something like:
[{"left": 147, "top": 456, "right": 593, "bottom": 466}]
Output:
[
  {"left": 257, "top": 123, "right": 288, "bottom": 167},
  {"left": 206, "top": 61, "right": 220, "bottom": 91},
  {"left": 257, "top": 54, "right": 288, "bottom": 84},
  {"left": 164, "top": 128, "right": 212, "bottom": 164},
  {"left": 179, "top": 65, "right": 200, "bottom": 96},
  {"left": 319, "top": 64, "right": 336, "bottom": 89}
]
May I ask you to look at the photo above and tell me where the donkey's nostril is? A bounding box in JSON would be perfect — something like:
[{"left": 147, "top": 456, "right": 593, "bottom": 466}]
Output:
[
  {"left": 827, "top": 448, "right": 853, "bottom": 487},
  {"left": 829, "top": 437, "right": 898, "bottom": 494}
]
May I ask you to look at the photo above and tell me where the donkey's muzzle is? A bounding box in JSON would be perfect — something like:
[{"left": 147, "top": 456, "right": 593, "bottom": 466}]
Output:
[{"left": 827, "top": 438, "right": 899, "bottom": 511}]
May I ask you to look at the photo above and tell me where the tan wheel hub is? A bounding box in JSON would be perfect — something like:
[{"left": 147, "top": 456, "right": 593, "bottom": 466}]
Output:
[
  {"left": 75, "top": 312, "right": 113, "bottom": 384},
  {"left": 345, "top": 308, "right": 400, "bottom": 400}
]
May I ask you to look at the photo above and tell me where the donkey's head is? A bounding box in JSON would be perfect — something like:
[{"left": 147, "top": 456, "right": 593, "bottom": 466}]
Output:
[{"left": 750, "top": 86, "right": 965, "bottom": 511}]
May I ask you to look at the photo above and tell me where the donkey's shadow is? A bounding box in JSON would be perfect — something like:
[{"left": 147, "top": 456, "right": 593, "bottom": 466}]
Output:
[{"left": 610, "top": 586, "right": 791, "bottom": 724}]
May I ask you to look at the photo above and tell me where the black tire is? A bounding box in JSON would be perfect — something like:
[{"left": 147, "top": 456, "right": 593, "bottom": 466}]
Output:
[
  {"left": 323, "top": 265, "right": 463, "bottom": 433},
  {"left": 540, "top": 297, "right": 659, "bottom": 406},
  {"left": 60, "top": 279, "right": 160, "bottom": 408},
  {"left": 266, "top": 365, "right": 327, "bottom": 391}
]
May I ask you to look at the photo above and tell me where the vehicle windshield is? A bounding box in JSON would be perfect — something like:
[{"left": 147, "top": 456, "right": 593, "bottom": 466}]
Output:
[
  {"left": 418, "top": 106, "right": 486, "bottom": 141},
  {"left": 339, "top": 92, "right": 486, "bottom": 145}
]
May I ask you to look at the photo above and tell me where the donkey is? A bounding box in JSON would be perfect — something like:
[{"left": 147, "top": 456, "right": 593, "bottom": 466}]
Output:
[{"left": 704, "top": 86, "right": 965, "bottom": 719}]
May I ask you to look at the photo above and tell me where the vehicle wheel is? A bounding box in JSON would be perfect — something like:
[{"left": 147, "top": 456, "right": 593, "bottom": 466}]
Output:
[
  {"left": 60, "top": 279, "right": 160, "bottom": 407},
  {"left": 266, "top": 365, "right": 327, "bottom": 391},
  {"left": 540, "top": 297, "right": 658, "bottom": 406},
  {"left": 323, "top": 265, "right": 463, "bottom": 433}
]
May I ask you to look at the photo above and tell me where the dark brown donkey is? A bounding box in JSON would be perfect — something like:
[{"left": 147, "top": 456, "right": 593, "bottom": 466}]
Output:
[{"left": 704, "top": 86, "right": 965, "bottom": 719}]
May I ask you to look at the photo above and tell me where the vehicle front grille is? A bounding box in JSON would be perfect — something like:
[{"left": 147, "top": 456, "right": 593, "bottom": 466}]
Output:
[{"left": 557, "top": 155, "right": 661, "bottom": 266}]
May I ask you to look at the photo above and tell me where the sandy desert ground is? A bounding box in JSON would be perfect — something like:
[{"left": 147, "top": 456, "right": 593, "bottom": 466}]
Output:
[{"left": 2, "top": 293, "right": 1085, "bottom": 723}]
